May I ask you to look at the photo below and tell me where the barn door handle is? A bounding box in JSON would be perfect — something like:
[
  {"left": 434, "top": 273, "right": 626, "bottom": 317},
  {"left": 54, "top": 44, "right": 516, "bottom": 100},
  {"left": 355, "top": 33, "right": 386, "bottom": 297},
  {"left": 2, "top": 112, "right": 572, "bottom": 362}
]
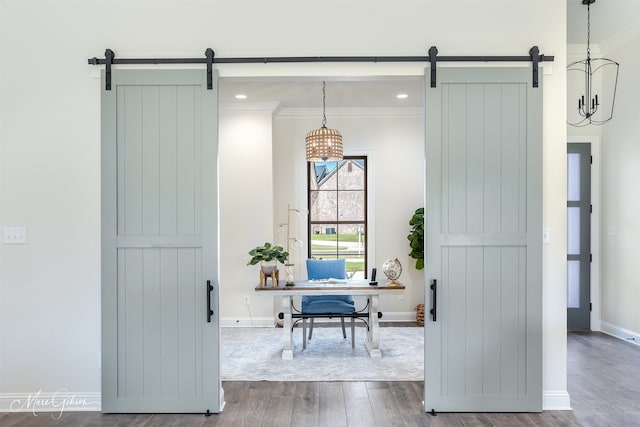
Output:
[
  {"left": 206, "top": 280, "right": 214, "bottom": 323},
  {"left": 430, "top": 279, "right": 437, "bottom": 322}
]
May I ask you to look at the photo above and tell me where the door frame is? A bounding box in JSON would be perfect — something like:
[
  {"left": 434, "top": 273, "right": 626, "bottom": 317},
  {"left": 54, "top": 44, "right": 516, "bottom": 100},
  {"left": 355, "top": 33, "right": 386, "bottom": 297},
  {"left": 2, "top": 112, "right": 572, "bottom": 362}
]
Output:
[{"left": 567, "top": 135, "right": 601, "bottom": 332}]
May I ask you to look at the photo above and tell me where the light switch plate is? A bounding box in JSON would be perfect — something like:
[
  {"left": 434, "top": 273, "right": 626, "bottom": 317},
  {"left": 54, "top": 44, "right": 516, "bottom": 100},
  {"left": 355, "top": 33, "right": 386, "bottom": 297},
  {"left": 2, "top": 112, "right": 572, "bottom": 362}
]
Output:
[
  {"left": 542, "top": 227, "right": 551, "bottom": 245},
  {"left": 3, "top": 226, "right": 27, "bottom": 244}
]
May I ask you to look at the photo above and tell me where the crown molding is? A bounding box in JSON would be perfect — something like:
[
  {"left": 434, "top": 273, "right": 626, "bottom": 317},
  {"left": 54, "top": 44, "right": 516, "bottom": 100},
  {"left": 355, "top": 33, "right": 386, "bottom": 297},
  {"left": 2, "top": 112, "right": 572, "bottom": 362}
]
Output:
[
  {"left": 276, "top": 106, "right": 423, "bottom": 119},
  {"left": 220, "top": 101, "right": 281, "bottom": 115},
  {"left": 567, "top": 44, "right": 602, "bottom": 63},
  {"left": 598, "top": 16, "right": 640, "bottom": 55}
]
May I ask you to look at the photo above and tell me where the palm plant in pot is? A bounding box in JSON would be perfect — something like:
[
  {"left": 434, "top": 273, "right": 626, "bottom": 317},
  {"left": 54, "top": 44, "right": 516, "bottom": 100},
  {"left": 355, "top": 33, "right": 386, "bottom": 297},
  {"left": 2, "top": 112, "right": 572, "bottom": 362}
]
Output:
[{"left": 247, "top": 242, "right": 289, "bottom": 286}]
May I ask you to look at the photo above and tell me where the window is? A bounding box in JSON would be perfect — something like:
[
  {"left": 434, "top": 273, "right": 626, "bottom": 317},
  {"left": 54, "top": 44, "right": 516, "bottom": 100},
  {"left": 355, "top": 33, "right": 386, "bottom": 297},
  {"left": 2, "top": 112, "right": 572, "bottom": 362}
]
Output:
[{"left": 308, "top": 156, "right": 367, "bottom": 279}]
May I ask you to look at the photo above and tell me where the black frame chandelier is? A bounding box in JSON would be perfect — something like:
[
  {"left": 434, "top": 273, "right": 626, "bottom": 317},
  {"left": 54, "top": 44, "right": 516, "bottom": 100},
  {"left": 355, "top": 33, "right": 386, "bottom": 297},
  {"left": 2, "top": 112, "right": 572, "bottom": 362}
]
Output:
[{"left": 567, "top": 0, "right": 619, "bottom": 127}]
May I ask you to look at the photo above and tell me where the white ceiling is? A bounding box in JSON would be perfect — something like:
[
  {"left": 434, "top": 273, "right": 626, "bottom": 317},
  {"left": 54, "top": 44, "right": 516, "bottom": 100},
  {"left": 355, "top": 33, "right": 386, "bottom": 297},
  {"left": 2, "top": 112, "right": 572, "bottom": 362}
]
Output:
[
  {"left": 219, "top": 77, "right": 425, "bottom": 110},
  {"left": 567, "top": 0, "right": 640, "bottom": 45},
  {"left": 219, "top": 0, "right": 640, "bottom": 110}
]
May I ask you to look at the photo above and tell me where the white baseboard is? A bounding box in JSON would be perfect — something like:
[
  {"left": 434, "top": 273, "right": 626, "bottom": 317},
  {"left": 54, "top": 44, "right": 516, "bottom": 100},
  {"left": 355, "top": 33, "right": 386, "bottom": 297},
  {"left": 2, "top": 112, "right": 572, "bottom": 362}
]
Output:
[
  {"left": 542, "top": 390, "right": 572, "bottom": 411},
  {"left": 220, "top": 317, "right": 276, "bottom": 327},
  {"left": 381, "top": 311, "right": 419, "bottom": 322},
  {"left": 219, "top": 387, "right": 226, "bottom": 412},
  {"left": 221, "top": 312, "right": 417, "bottom": 328},
  {"left": 600, "top": 321, "right": 640, "bottom": 347},
  {"left": 0, "top": 391, "right": 101, "bottom": 413}
]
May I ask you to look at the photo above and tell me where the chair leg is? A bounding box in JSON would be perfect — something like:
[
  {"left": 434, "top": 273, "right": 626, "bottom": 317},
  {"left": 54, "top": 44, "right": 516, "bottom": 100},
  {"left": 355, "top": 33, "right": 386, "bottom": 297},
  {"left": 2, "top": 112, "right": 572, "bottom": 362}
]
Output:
[
  {"left": 341, "top": 317, "right": 347, "bottom": 339},
  {"left": 351, "top": 317, "right": 355, "bottom": 349},
  {"left": 309, "top": 318, "right": 314, "bottom": 340},
  {"left": 303, "top": 318, "right": 307, "bottom": 350}
]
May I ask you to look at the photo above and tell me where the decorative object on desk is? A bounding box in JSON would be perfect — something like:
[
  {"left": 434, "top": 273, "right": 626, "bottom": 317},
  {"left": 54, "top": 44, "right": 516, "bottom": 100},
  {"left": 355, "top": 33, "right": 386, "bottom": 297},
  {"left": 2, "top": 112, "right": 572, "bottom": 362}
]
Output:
[
  {"left": 368, "top": 267, "right": 378, "bottom": 286},
  {"left": 247, "top": 242, "right": 288, "bottom": 287},
  {"left": 285, "top": 263, "right": 295, "bottom": 285},
  {"left": 407, "top": 207, "right": 424, "bottom": 270},
  {"left": 279, "top": 204, "right": 301, "bottom": 286},
  {"left": 382, "top": 258, "right": 403, "bottom": 287}
]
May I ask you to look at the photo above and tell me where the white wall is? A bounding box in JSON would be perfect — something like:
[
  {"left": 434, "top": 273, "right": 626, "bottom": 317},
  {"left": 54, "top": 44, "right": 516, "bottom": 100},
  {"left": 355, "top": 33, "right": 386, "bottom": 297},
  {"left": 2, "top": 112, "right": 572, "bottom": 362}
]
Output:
[
  {"left": 219, "top": 105, "right": 276, "bottom": 325},
  {"left": 0, "top": 0, "right": 569, "bottom": 410},
  {"left": 598, "top": 34, "right": 640, "bottom": 340},
  {"left": 273, "top": 111, "right": 425, "bottom": 318},
  {"left": 567, "top": 33, "right": 640, "bottom": 342}
]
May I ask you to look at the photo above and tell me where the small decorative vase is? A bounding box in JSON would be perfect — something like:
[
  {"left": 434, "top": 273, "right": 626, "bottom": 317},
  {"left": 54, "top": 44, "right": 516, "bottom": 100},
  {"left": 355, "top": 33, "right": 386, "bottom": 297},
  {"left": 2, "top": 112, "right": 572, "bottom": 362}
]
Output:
[{"left": 382, "top": 258, "right": 403, "bottom": 287}]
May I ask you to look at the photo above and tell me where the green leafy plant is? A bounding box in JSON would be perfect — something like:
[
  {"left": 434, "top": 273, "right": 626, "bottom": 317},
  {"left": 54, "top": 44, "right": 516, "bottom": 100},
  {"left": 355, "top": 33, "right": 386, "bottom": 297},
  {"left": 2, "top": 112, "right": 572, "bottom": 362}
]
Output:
[
  {"left": 246, "top": 242, "right": 289, "bottom": 265},
  {"left": 407, "top": 207, "right": 424, "bottom": 270}
]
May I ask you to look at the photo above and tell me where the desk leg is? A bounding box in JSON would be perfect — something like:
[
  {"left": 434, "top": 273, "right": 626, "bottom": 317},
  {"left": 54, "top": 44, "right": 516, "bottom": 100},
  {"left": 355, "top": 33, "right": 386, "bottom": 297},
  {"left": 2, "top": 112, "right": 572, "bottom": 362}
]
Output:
[
  {"left": 366, "top": 295, "right": 382, "bottom": 358},
  {"left": 281, "top": 296, "right": 293, "bottom": 360}
]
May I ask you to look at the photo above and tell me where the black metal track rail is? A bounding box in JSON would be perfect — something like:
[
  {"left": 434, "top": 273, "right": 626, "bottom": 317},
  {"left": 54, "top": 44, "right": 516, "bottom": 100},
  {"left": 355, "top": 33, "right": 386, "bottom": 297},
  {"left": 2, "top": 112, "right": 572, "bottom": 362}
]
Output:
[{"left": 88, "top": 46, "right": 554, "bottom": 90}]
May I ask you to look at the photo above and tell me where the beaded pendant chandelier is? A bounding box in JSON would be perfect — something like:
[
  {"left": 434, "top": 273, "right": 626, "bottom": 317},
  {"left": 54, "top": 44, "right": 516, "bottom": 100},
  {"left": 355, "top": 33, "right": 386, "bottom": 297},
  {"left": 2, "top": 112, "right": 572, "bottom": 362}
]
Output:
[{"left": 305, "top": 81, "right": 343, "bottom": 162}]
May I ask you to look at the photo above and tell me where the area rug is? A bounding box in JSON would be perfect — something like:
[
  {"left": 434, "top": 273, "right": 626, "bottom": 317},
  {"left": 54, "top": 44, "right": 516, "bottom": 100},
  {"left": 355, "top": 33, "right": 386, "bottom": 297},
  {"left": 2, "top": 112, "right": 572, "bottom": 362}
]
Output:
[{"left": 221, "top": 326, "right": 424, "bottom": 381}]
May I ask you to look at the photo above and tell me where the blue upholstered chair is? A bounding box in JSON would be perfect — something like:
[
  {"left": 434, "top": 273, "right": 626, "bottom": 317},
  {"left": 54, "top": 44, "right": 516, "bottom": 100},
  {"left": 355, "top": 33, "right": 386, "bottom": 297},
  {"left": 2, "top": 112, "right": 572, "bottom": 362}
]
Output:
[{"left": 302, "top": 258, "right": 356, "bottom": 349}]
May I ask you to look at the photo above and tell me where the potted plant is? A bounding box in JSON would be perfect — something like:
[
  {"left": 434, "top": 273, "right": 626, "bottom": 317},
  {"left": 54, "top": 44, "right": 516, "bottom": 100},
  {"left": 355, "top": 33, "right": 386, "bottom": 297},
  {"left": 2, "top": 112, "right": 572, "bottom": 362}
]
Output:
[
  {"left": 407, "top": 207, "right": 424, "bottom": 270},
  {"left": 247, "top": 242, "right": 289, "bottom": 286}
]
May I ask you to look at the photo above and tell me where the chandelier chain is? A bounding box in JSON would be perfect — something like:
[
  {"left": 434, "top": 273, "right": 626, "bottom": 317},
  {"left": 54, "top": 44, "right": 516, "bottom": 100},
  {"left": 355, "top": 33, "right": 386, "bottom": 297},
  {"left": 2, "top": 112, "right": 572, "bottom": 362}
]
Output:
[
  {"left": 586, "top": 2, "right": 591, "bottom": 60},
  {"left": 322, "top": 81, "right": 327, "bottom": 127}
]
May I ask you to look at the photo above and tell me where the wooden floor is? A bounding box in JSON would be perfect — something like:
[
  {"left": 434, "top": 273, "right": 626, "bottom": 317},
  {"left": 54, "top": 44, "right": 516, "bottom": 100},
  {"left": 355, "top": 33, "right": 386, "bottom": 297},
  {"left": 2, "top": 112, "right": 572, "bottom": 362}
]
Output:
[
  {"left": 1, "top": 332, "right": 639, "bottom": 426},
  {"left": 568, "top": 332, "right": 640, "bottom": 426}
]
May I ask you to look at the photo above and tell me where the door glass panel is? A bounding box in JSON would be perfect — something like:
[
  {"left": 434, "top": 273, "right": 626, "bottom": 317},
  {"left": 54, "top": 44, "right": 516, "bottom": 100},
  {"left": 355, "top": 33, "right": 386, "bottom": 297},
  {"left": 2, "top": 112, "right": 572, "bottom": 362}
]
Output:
[
  {"left": 567, "top": 207, "right": 581, "bottom": 255},
  {"left": 567, "top": 153, "right": 581, "bottom": 201},
  {"left": 567, "top": 260, "right": 580, "bottom": 308}
]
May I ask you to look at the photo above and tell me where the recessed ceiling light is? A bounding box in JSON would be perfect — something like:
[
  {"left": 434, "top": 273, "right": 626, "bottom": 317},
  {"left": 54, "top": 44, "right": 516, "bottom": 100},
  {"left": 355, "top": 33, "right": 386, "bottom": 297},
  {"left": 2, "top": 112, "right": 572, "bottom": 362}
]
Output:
[
  {"left": 397, "top": 93, "right": 409, "bottom": 99},
  {"left": 235, "top": 94, "right": 247, "bottom": 100}
]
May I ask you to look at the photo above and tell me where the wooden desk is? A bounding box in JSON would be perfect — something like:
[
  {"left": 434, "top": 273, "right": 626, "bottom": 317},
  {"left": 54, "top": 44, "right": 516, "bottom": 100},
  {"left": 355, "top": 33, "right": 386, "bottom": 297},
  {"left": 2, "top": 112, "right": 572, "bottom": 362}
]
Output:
[{"left": 254, "top": 280, "right": 405, "bottom": 359}]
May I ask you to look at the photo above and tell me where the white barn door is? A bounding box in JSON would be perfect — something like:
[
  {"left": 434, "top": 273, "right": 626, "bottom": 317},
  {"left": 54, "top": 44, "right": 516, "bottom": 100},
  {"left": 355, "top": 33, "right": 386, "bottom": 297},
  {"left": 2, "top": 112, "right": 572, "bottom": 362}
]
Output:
[
  {"left": 425, "top": 68, "right": 542, "bottom": 412},
  {"left": 101, "top": 70, "right": 221, "bottom": 413}
]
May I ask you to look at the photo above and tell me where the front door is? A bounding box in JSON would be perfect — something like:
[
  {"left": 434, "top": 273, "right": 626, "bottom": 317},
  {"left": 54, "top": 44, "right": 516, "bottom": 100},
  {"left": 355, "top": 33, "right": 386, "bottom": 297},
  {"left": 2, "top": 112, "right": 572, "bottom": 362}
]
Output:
[
  {"left": 567, "top": 143, "right": 591, "bottom": 330},
  {"left": 425, "top": 68, "right": 543, "bottom": 412},
  {"left": 101, "top": 70, "right": 221, "bottom": 413}
]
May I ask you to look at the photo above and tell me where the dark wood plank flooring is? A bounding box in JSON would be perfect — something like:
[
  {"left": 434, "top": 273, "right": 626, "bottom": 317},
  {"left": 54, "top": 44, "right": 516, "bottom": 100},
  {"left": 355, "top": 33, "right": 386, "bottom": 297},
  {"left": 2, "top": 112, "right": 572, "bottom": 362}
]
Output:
[
  {"left": 568, "top": 332, "right": 640, "bottom": 427},
  {"left": 1, "top": 332, "right": 638, "bottom": 426}
]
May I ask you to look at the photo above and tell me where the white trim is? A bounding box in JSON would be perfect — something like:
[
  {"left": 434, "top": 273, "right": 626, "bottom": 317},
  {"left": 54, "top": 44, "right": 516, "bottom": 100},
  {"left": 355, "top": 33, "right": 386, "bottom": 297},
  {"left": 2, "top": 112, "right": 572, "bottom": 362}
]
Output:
[
  {"left": 0, "top": 391, "right": 101, "bottom": 413},
  {"left": 277, "top": 106, "right": 424, "bottom": 119},
  {"left": 599, "top": 17, "right": 640, "bottom": 55},
  {"left": 222, "top": 311, "right": 417, "bottom": 328},
  {"left": 219, "top": 101, "right": 281, "bottom": 114},
  {"left": 567, "top": 135, "right": 601, "bottom": 331},
  {"left": 356, "top": 148, "right": 376, "bottom": 274},
  {"left": 542, "top": 391, "right": 572, "bottom": 411},
  {"left": 567, "top": 44, "right": 602, "bottom": 62},
  {"left": 218, "top": 387, "right": 226, "bottom": 412},
  {"left": 221, "top": 316, "right": 276, "bottom": 328},
  {"left": 601, "top": 321, "right": 640, "bottom": 348},
  {"left": 378, "top": 311, "right": 419, "bottom": 323}
]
